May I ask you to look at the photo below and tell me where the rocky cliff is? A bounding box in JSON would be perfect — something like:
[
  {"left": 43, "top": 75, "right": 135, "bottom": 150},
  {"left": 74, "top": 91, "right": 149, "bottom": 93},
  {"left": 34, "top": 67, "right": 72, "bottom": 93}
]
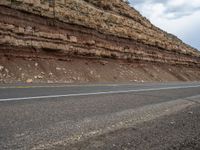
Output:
[{"left": 0, "top": 0, "right": 200, "bottom": 83}]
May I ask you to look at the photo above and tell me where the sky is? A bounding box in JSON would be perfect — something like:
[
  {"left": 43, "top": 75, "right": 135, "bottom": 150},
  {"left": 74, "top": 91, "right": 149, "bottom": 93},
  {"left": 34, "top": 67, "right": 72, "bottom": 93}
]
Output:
[{"left": 128, "top": 0, "right": 200, "bottom": 50}]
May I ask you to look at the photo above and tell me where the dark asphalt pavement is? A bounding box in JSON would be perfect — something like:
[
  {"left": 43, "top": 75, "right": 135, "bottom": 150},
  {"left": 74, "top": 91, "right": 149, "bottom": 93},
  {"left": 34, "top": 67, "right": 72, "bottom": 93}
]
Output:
[{"left": 0, "top": 82, "right": 200, "bottom": 149}]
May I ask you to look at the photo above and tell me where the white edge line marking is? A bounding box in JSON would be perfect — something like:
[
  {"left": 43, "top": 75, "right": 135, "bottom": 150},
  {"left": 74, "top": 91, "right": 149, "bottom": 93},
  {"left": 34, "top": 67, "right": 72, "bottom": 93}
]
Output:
[{"left": 0, "top": 85, "right": 200, "bottom": 102}]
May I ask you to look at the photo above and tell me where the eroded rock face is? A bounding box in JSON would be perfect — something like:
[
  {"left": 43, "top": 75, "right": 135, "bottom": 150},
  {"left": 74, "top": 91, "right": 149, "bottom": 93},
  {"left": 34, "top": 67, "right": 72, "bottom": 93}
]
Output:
[{"left": 0, "top": 0, "right": 199, "bottom": 66}]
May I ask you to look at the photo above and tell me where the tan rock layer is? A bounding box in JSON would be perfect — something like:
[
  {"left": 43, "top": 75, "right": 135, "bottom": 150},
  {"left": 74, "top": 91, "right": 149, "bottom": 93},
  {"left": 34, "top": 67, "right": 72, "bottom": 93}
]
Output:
[{"left": 0, "top": 0, "right": 200, "bottom": 66}]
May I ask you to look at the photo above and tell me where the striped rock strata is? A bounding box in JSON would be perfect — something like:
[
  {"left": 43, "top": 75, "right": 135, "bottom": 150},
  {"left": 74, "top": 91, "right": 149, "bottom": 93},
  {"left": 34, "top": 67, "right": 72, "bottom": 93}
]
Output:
[{"left": 0, "top": 0, "right": 200, "bottom": 83}]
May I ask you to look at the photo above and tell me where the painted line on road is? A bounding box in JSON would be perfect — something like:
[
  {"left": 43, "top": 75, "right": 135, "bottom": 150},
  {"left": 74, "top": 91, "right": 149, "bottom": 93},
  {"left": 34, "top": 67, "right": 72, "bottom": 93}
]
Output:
[{"left": 0, "top": 85, "right": 200, "bottom": 102}]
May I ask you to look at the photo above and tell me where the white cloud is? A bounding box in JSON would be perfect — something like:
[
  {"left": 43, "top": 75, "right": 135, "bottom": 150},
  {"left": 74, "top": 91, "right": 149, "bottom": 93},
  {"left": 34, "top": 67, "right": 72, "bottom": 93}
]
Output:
[
  {"left": 129, "top": 0, "right": 200, "bottom": 49},
  {"left": 131, "top": 0, "right": 200, "bottom": 19}
]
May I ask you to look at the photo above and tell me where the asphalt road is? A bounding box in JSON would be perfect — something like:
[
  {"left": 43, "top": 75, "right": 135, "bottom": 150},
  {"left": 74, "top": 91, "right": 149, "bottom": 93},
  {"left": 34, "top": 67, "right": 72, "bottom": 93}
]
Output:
[{"left": 0, "top": 82, "right": 200, "bottom": 150}]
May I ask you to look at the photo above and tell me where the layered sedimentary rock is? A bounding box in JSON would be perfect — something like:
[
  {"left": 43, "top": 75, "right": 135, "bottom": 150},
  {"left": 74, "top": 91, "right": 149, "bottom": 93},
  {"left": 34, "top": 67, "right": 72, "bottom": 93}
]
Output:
[{"left": 0, "top": 0, "right": 200, "bottom": 83}]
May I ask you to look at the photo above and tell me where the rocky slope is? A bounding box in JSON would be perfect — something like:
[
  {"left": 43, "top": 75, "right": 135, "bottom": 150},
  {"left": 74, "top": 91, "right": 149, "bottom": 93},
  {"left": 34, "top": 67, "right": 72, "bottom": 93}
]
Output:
[{"left": 0, "top": 0, "right": 200, "bottom": 83}]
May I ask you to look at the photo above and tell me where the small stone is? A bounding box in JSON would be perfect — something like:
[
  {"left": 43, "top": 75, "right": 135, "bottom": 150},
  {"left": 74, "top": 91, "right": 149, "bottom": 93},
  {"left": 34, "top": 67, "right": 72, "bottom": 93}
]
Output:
[
  {"left": 34, "top": 75, "right": 43, "bottom": 79},
  {"left": 26, "top": 26, "right": 33, "bottom": 33},
  {"left": 97, "top": 75, "right": 101, "bottom": 78},
  {"left": 69, "top": 36, "right": 78, "bottom": 43},
  {"left": 0, "top": 65, "right": 4, "bottom": 71},
  {"left": 188, "top": 111, "right": 193, "bottom": 114},
  {"left": 18, "top": 27, "right": 24, "bottom": 33},
  {"left": 87, "top": 40, "right": 95, "bottom": 45},
  {"left": 49, "top": 72, "right": 53, "bottom": 76},
  {"left": 47, "top": 80, "right": 53, "bottom": 83},
  {"left": 90, "top": 71, "right": 94, "bottom": 75},
  {"left": 37, "top": 75, "right": 43, "bottom": 79},
  {"left": 56, "top": 67, "right": 61, "bottom": 71},
  {"left": 35, "top": 63, "right": 38, "bottom": 67},
  {"left": 26, "top": 79, "right": 33, "bottom": 83},
  {"left": 170, "top": 121, "right": 175, "bottom": 125},
  {"left": 66, "top": 59, "right": 72, "bottom": 62}
]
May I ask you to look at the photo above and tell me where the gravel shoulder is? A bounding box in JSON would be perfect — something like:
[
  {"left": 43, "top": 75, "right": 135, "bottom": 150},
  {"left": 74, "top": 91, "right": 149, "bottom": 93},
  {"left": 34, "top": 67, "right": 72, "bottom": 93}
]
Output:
[{"left": 63, "top": 104, "right": 200, "bottom": 150}]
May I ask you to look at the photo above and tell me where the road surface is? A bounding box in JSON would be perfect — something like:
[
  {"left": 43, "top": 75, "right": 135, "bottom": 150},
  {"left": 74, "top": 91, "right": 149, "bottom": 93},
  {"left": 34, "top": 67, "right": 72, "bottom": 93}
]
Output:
[{"left": 0, "top": 82, "right": 200, "bottom": 149}]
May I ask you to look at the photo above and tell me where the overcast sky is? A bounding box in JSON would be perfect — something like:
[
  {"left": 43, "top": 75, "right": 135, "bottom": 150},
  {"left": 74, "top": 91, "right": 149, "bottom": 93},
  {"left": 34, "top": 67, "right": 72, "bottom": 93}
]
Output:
[{"left": 128, "top": 0, "right": 200, "bottom": 50}]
